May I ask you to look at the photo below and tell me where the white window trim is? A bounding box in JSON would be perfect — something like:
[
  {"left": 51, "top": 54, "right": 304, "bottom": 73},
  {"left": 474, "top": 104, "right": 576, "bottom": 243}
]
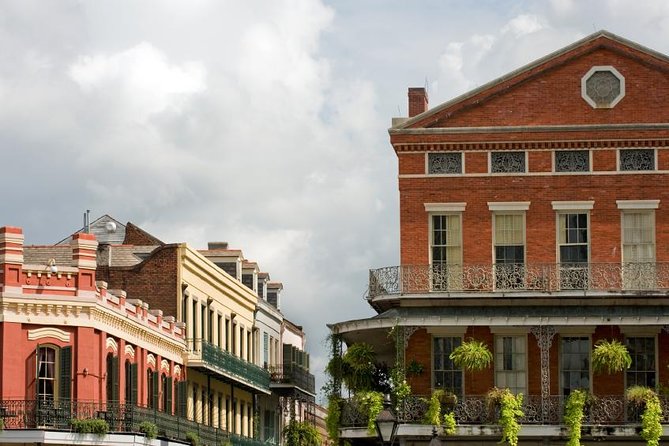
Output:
[
  {"left": 555, "top": 210, "right": 591, "bottom": 265},
  {"left": 428, "top": 211, "right": 463, "bottom": 268},
  {"left": 425, "top": 203, "right": 467, "bottom": 212},
  {"left": 581, "top": 65, "right": 625, "bottom": 109},
  {"left": 616, "top": 200, "right": 660, "bottom": 210},
  {"left": 491, "top": 211, "right": 526, "bottom": 266},
  {"left": 488, "top": 202, "right": 530, "bottom": 212},
  {"left": 552, "top": 201, "right": 595, "bottom": 211}
]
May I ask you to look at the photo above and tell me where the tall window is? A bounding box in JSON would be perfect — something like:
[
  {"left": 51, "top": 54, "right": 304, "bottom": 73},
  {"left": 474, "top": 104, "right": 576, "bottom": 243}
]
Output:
[
  {"left": 161, "top": 373, "right": 172, "bottom": 414},
  {"left": 431, "top": 214, "right": 462, "bottom": 290},
  {"left": 37, "top": 347, "right": 57, "bottom": 401},
  {"left": 626, "top": 337, "right": 656, "bottom": 388},
  {"left": 558, "top": 213, "right": 589, "bottom": 289},
  {"left": 494, "top": 214, "right": 525, "bottom": 289},
  {"left": 622, "top": 211, "right": 656, "bottom": 289},
  {"left": 125, "top": 360, "right": 137, "bottom": 405},
  {"left": 147, "top": 370, "right": 158, "bottom": 409},
  {"left": 495, "top": 336, "right": 526, "bottom": 394},
  {"left": 433, "top": 337, "right": 463, "bottom": 396},
  {"left": 106, "top": 353, "right": 119, "bottom": 403},
  {"left": 263, "top": 333, "right": 269, "bottom": 368},
  {"left": 561, "top": 337, "right": 590, "bottom": 396}
]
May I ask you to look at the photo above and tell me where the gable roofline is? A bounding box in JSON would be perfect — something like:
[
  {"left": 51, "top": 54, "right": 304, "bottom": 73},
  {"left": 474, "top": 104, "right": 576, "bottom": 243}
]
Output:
[
  {"left": 55, "top": 214, "right": 125, "bottom": 245},
  {"left": 391, "top": 30, "right": 669, "bottom": 131}
]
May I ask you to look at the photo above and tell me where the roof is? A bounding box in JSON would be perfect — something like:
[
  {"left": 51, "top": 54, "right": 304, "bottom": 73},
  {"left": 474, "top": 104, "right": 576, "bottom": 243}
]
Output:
[
  {"left": 97, "top": 245, "right": 159, "bottom": 267},
  {"left": 24, "top": 246, "right": 73, "bottom": 266},
  {"left": 56, "top": 214, "right": 126, "bottom": 245},
  {"left": 393, "top": 30, "right": 669, "bottom": 131}
]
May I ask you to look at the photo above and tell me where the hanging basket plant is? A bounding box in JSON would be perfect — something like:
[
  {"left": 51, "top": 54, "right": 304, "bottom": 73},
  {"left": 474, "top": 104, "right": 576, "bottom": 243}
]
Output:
[
  {"left": 591, "top": 339, "right": 632, "bottom": 374},
  {"left": 449, "top": 339, "right": 493, "bottom": 371},
  {"left": 626, "top": 386, "right": 662, "bottom": 446}
]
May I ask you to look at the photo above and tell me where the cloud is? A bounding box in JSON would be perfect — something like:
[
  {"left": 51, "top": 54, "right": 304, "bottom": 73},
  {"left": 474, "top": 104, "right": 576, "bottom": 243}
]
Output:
[
  {"left": 502, "top": 14, "right": 545, "bottom": 37},
  {"left": 69, "top": 42, "right": 206, "bottom": 122}
]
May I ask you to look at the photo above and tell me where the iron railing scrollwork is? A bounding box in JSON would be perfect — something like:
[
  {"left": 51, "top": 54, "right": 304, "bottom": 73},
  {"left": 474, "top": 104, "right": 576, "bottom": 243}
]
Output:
[
  {"left": 0, "top": 399, "right": 266, "bottom": 445},
  {"left": 368, "top": 263, "right": 669, "bottom": 299}
]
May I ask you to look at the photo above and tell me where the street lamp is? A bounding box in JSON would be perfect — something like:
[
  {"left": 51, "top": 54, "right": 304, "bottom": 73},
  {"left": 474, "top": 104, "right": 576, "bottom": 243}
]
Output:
[
  {"left": 428, "top": 425, "right": 443, "bottom": 446},
  {"left": 374, "top": 395, "right": 398, "bottom": 445}
]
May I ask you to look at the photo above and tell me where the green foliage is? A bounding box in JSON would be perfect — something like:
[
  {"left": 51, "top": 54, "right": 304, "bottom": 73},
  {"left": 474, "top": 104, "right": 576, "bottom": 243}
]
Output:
[
  {"left": 219, "top": 439, "right": 233, "bottom": 446},
  {"left": 592, "top": 339, "right": 632, "bottom": 374},
  {"left": 488, "top": 388, "right": 524, "bottom": 446},
  {"left": 390, "top": 366, "right": 411, "bottom": 407},
  {"left": 626, "top": 386, "right": 663, "bottom": 446},
  {"left": 342, "top": 342, "right": 377, "bottom": 392},
  {"left": 449, "top": 339, "right": 493, "bottom": 371},
  {"left": 356, "top": 390, "right": 384, "bottom": 434},
  {"left": 185, "top": 431, "right": 200, "bottom": 446},
  {"left": 443, "top": 411, "right": 457, "bottom": 435},
  {"left": 407, "top": 359, "right": 424, "bottom": 375},
  {"left": 138, "top": 421, "right": 158, "bottom": 439},
  {"left": 70, "top": 418, "right": 109, "bottom": 435},
  {"left": 283, "top": 420, "right": 322, "bottom": 446},
  {"left": 564, "top": 389, "right": 587, "bottom": 446},
  {"left": 325, "top": 395, "right": 341, "bottom": 444},
  {"left": 423, "top": 389, "right": 444, "bottom": 425}
]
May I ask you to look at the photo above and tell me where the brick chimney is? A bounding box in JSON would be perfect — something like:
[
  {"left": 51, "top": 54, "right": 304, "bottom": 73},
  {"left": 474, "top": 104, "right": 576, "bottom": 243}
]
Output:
[
  {"left": 408, "top": 87, "right": 428, "bottom": 117},
  {"left": 208, "top": 242, "right": 229, "bottom": 250},
  {"left": 71, "top": 232, "right": 98, "bottom": 295},
  {"left": 0, "top": 226, "right": 24, "bottom": 291}
]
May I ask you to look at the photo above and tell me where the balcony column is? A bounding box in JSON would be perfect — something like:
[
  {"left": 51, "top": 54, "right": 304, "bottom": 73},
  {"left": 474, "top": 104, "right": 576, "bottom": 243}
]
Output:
[{"left": 530, "top": 325, "right": 556, "bottom": 421}]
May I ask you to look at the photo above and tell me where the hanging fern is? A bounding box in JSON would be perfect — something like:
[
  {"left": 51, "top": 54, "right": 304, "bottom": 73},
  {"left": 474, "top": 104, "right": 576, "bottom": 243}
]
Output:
[
  {"left": 591, "top": 339, "right": 632, "bottom": 374},
  {"left": 449, "top": 339, "right": 493, "bottom": 371},
  {"left": 564, "top": 389, "right": 587, "bottom": 446},
  {"left": 342, "top": 343, "right": 377, "bottom": 392}
]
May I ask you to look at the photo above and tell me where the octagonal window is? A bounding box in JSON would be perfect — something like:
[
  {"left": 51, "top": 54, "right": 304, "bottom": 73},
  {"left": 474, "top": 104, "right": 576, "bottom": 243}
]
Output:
[{"left": 581, "top": 66, "right": 625, "bottom": 108}]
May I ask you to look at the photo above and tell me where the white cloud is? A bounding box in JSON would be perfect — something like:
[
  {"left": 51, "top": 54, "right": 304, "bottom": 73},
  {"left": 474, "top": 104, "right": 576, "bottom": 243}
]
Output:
[
  {"left": 502, "top": 14, "right": 545, "bottom": 37},
  {"left": 69, "top": 42, "right": 206, "bottom": 122}
]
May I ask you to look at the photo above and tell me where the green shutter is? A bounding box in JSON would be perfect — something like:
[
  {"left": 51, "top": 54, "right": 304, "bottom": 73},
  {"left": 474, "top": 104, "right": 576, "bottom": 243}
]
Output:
[
  {"left": 176, "top": 381, "right": 188, "bottom": 417},
  {"left": 130, "top": 363, "right": 138, "bottom": 406},
  {"left": 166, "top": 377, "right": 173, "bottom": 414},
  {"left": 59, "top": 346, "right": 72, "bottom": 400},
  {"left": 112, "top": 356, "right": 120, "bottom": 402},
  {"left": 151, "top": 371, "right": 159, "bottom": 409}
]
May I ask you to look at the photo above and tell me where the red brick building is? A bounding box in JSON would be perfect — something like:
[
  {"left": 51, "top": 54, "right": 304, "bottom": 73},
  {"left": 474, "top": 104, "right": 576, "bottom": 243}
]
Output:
[
  {"left": 330, "top": 30, "right": 669, "bottom": 444},
  {"left": 0, "top": 226, "right": 187, "bottom": 445}
]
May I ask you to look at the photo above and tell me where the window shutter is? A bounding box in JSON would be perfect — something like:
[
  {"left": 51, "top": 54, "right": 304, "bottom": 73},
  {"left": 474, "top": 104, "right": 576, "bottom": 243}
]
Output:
[
  {"left": 176, "top": 380, "right": 187, "bottom": 417},
  {"left": 130, "top": 363, "right": 138, "bottom": 406},
  {"left": 33, "top": 344, "right": 40, "bottom": 399},
  {"left": 152, "top": 371, "right": 159, "bottom": 409},
  {"left": 112, "top": 356, "right": 120, "bottom": 402},
  {"left": 166, "top": 377, "right": 173, "bottom": 415},
  {"left": 59, "top": 346, "right": 72, "bottom": 400}
]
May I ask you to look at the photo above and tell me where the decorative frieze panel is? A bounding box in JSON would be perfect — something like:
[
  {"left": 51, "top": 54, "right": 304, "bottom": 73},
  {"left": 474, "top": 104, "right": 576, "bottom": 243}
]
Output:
[
  {"left": 428, "top": 153, "right": 462, "bottom": 174},
  {"left": 619, "top": 149, "right": 655, "bottom": 171},
  {"left": 555, "top": 150, "right": 589, "bottom": 172},
  {"left": 490, "top": 151, "right": 525, "bottom": 173}
]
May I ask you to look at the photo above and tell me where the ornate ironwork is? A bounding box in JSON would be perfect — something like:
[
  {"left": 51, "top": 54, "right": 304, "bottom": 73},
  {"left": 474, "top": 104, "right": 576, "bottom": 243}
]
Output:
[
  {"left": 620, "top": 149, "right": 655, "bottom": 171},
  {"left": 428, "top": 153, "right": 462, "bottom": 174},
  {"left": 555, "top": 150, "right": 589, "bottom": 172},
  {"left": 340, "top": 394, "right": 664, "bottom": 427},
  {"left": 530, "top": 325, "right": 556, "bottom": 421},
  {"left": 491, "top": 151, "right": 525, "bottom": 173},
  {"left": 368, "top": 262, "right": 669, "bottom": 298},
  {"left": 585, "top": 70, "right": 621, "bottom": 107}
]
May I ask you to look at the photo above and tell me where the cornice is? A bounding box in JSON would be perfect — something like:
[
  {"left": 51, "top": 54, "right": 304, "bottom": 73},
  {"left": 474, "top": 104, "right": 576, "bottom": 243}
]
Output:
[{"left": 392, "top": 138, "right": 669, "bottom": 152}]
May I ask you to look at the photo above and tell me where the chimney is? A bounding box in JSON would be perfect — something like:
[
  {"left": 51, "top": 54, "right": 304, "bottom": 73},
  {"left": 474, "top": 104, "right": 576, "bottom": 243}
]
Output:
[
  {"left": 208, "top": 242, "right": 229, "bottom": 250},
  {"left": 408, "top": 87, "right": 428, "bottom": 117}
]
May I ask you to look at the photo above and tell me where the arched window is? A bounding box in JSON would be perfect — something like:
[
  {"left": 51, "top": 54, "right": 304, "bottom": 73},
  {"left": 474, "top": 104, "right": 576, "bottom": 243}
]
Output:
[{"left": 36, "top": 345, "right": 71, "bottom": 401}]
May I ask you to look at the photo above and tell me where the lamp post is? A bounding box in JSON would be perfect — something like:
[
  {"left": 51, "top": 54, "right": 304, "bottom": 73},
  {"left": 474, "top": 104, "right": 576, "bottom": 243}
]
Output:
[
  {"left": 374, "top": 395, "right": 398, "bottom": 445},
  {"left": 428, "top": 425, "right": 443, "bottom": 446}
]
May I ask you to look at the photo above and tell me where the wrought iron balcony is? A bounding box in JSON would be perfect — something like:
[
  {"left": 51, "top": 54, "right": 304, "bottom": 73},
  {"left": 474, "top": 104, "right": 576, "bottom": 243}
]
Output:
[
  {"left": 368, "top": 262, "right": 669, "bottom": 299},
  {"left": 189, "top": 339, "right": 270, "bottom": 393},
  {"left": 269, "top": 364, "right": 316, "bottom": 395},
  {"left": 340, "top": 394, "right": 669, "bottom": 427},
  {"left": 0, "top": 399, "right": 264, "bottom": 445}
]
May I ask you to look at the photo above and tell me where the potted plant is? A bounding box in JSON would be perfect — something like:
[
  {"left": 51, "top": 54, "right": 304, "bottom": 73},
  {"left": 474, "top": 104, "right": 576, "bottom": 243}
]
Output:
[
  {"left": 341, "top": 342, "right": 377, "bottom": 392},
  {"left": 487, "top": 387, "right": 524, "bottom": 446},
  {"left": 626, "top": 386, "right": 662, "bottom": 446},
  {"left": 138, "top": 420, "right": 158, "bottom": 439},
  {"left": 407, "top": 359, "right": 424, "bottom": 376},
  {"left": 592, "top": 339, "right": 631, "bottom": 374}
]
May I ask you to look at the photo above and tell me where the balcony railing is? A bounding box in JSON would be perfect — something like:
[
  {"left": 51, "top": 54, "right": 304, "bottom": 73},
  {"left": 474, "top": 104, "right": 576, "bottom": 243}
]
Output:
[
  {"left": 340, "top": 394, "right": 669, "bottom": 427},
  {"left": 368, "top": 262, "right": 669, "bottom": 298},
  {"left": 0, "top": 399, "right": 264, "bottom": 445},
  {"left": 189, "top": 339, "right": 270, "bottom": 392},
  {"left": 269, "top": 364, "right": 316, "bottom": 395}
]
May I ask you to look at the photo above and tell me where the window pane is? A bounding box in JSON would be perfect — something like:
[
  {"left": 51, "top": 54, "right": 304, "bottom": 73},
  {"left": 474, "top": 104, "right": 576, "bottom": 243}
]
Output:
[{"left": 433, "top": 337, "right": 463, "bottom": 395}]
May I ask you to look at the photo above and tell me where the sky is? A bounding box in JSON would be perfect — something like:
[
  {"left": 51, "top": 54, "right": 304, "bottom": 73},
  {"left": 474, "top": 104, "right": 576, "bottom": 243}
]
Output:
[{"left": 3, "top": 0, "right": 669, "bottom": 401}]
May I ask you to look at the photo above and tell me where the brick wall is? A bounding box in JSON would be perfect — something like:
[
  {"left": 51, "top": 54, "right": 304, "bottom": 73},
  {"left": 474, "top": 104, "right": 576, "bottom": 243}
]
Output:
[{"left": 98, "top": 245, "right": 179, "bottom": 318}]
